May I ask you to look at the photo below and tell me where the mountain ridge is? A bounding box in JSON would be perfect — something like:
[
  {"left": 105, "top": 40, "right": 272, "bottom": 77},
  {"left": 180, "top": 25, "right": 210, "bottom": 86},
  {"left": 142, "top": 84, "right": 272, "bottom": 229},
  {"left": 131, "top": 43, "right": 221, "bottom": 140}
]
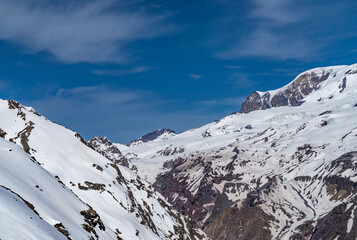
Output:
[
  {"left": 128, "top": 128, "right": 176, "bottom": 147},
  {"left": 94, "top": 63, "right": 357, "bottom": 239},
  {"left": 2, "top": 62, "right": 357, "bottom": 239},
  {"left": 0, "top": 99, "right": 207, "bottom": 240},
  {"left": 240, "top": 65, "right": 349, "bottom": 113}
]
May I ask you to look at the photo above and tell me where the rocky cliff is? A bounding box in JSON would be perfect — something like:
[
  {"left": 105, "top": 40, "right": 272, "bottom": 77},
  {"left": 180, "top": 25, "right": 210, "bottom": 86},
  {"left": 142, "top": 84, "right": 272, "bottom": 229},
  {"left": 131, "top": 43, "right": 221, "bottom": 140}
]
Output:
[{"left": 240, "top": 66, "right": 338, "bottom": 113}]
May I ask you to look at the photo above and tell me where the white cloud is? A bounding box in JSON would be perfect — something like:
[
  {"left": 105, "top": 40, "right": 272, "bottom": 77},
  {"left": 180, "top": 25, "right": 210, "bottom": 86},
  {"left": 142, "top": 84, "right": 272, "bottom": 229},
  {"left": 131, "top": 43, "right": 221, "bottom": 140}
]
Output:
[
  {"left": 250, "top": 0, "right": 302, "bottom": 26},
  {"left": 27, "top": 85, "right": 225, "bottom": 143},
  {"left": 199, "top": 97, "right": 246, "bottom": 107},
  {"left": 188, "top": 74, "right": 202, "bottom": 80},
  {"left": 218, "top": 29, "right": 317, "bottom": 60},
  {"left": 0, "top": 0, "right": 173, "bottom": 63},
  {"left": 215, "top": 0, "right": 347, "bottom": 61},
  {"left": 0, "top": 81, "right": 8, "bottom": 90},
  {"left": 91, "top": 66, "right": 150, "bottom": 76},
  {"left": 54, "top": 86, "right": 142, "bottom": 105},
  {"left": 229, "top": 73, "right": 257, "bottom": 88},
  {"left": 224, "top": 65, "right": 244, "bottom": 69},
  {"left": 272, "top": 68, "right": 307, "bottom": 77}
]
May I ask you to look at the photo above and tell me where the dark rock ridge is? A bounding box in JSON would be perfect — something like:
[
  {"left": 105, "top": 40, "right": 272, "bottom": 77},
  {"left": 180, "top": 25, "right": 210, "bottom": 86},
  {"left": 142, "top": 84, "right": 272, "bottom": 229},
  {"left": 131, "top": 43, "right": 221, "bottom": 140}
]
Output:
[
  {"left": 240, "top": 70, "right": 331, "bottom": 113},
  {"left": 154, "top": 150, "right": 357, "bottom": 240},
  {"left": 87, "top": 137, "right": 129, "bottom": 167},
  {"left": 204, "top": 206, "right": 274, "bottom": 240},
  {"left": 128, "top": 129, "right": 176, "bottom": 147}
]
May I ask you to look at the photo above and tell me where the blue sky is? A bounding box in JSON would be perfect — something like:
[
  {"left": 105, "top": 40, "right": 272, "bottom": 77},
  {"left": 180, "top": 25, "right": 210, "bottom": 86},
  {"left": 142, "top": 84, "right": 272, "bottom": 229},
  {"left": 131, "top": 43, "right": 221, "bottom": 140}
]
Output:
[{"left": 0, "top": 0, "right": 356, "bottom": 143}]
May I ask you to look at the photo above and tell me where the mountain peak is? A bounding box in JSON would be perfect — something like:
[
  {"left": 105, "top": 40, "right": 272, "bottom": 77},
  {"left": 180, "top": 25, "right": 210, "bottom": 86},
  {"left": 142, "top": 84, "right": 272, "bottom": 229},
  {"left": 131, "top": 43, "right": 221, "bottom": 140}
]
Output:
[
  {"left": 128, "top": 128, "right": 176, "bottom": 147},
  {"left": 240, "top": 64, "right": 353, "bottom": 113},
  {"left": 115, "top": 63, "right": 357, "bottom": 239}
]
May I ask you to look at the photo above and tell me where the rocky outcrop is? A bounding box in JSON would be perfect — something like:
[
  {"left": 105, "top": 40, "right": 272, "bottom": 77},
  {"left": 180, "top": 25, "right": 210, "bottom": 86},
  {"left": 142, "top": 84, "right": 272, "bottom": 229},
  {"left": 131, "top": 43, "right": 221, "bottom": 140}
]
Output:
[
  {"left": 311, "top": 200, "right": 357, "bottom": 240},
  {"left": 153, "top": 152, "right": 248, "bottom": 228},
  {"left": 204, "top": 206, "right": 274, "bottom": 240},
  {"left": 240, "top": 70, "right": 331, "bottom": 113},
  {"left": 87, "top": 137, "right": 129, "bottom": 167},
  {"left": 154, "top": 156, "right": 219, "bottom": 225},
  {"left": 128, "top": 129, "right": 176, "bottom": 147},
  {"left": 153, "top": 150, "right": 357, "bottom": 239},
  {"left": 240, "top": 91, "right": 272, "bottom": 114}
]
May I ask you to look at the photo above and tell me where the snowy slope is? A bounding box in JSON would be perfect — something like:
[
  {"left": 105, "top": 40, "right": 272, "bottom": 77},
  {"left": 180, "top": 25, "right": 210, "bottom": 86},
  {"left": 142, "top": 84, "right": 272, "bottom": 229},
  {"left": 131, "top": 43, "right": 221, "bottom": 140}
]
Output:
[
  {"left": 0, "top": 100, "right": 207, "bottom": 240},
  {"left": 0, "top": 186, "right": 66, "bottom": 240},
  {"left": 128, "top": 129, "right": 176, "bottom": 147},
  {"left": 0, "top": 139, "right": 96, "bottom": 239},
  {"left": 108, "top": 63, "right": 357, "bottom": 239}
]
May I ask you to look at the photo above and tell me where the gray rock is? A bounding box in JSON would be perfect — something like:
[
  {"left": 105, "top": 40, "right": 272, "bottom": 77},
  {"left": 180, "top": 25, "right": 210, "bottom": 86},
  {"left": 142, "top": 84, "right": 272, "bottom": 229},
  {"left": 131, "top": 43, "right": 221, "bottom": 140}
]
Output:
[
  {"left": 87, "top": 137, "right": 129, "bottom": 167},
  {"left": 240, "top": 71, "right": 331, "bottom": 113}
]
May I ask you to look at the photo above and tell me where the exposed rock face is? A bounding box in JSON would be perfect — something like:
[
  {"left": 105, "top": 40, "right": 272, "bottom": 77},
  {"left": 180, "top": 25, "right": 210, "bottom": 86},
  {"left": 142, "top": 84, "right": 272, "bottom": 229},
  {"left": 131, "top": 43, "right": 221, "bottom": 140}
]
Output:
[
  {"left": 154, "top": 156, "right": 219, "bottom": 225},
  {"left": 87, "top": 137, "right": 129, "bottom": 167},
  {"left": 310, "top": 201, "right": 357, "bottom": 240},
  {"left": 240, "top": 91, "right": 272, "bottom": 114},
  {"left": 289, "top": 152, "right": 357, "bottom": 240},
  {"left": 240, "top": 70, "right": 331, "bottom": 113},
  {"left": 204, "top": 206, "right": 274, "bottom": 240},
  {"left": 152, "top": 150, "right": 357, "bottom": 240},
  {"left": 153, "top": 153, "right": 243, "bottom": 227},
  {"left": 128, "top": 129, "right": 176, "bottom": 147}
]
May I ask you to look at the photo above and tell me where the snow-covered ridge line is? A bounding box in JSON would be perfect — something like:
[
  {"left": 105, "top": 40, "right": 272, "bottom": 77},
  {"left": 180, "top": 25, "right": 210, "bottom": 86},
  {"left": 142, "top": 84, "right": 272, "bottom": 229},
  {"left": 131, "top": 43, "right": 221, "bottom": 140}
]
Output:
[
  {"left": 128, "top": 129, "right": 176, "bottom": 147},
  {"left": 240, "top": 63, "right": 357, "bottom": 113},
  {"left": 0, "top": 99, "right": 208, "bottom": 240},
  {"left": 257, "top": 65, "right": 348, "bottom": 97},
  {"left": 110, "top": 63, "right": 357, "bottom": 239}
]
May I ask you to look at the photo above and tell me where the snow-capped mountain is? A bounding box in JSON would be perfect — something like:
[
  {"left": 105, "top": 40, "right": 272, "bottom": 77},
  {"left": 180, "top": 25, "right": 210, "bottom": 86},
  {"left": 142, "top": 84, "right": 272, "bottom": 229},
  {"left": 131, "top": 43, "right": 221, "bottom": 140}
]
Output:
[
  {"left": 98, "top": 64, "right": 357, "bottom": 239},
  {"left": 128, "top": 129, "right": 176, "bottom": 147},
  {"left": 0, "top": 100, "right": 207, "bottom": 240},
  {"left": 240, "top": 66, "right": 338, "bottom": 113}
]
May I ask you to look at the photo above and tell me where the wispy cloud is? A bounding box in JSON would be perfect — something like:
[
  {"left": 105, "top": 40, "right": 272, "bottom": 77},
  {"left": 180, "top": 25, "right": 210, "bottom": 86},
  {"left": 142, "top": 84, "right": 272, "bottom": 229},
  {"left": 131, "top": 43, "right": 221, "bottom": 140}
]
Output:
[
  {"left": 0, "top": 80, "right": 8, "bottom": 90},
  {"left": 216, "top": 0, "right": 351, "bottom": 61},
  {"left": 188, "top": 74, "right": 202, "bottom": 79},
  {"left": 55, "top": 86, "right": 142, "bottom": 105},
  {"left": 0, "top": 0, "right": 174, "bottom": 63},
  {"left": 92, "top": 66, "right": 150, "bottom": 76},
  {"left": 224, "top": 65, "right": 244, "bottom": 69},
  {"left": 250, "top": 0, "right": 302, "bottom": 25},
  {"left": 28, "top": 85, "right": 226, "bottom": 143},
  {"left": 199, "top": 96, "right": 245, "bottom": 107},
  {"left": 272, "top": 68, "right": 307, "bottom": 77},
  {"left": 29, "top": 85, "right": 157, "bottom": 141},
  {"left": 229, "top": 73, "right": 257, "bottom": 88},
  {"left": 219, "top": 29, "right": 317, "bottom": 60}
]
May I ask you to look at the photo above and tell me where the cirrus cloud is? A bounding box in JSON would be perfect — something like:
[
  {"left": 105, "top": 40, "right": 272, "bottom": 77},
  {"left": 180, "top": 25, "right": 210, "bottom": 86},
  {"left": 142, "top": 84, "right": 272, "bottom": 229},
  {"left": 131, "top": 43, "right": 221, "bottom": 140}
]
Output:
[
  {"left": 216, "top": 0, "right": 355, "bottom": 61},
  {"left": 188, "top": 74, "right": 202, "bottom": 80},
  {"left": 0, "top": 0, "right": 174, "bottom": 63},
  {"left": 91, "top": 66, "right": 150, "bottom": 76}
]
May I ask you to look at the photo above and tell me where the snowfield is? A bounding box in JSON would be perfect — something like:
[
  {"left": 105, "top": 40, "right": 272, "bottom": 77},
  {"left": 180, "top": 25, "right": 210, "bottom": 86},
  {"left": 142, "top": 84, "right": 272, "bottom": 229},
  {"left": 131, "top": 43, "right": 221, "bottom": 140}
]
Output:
[
  {"left": 0, "top": 100, "right": 207, "bottom": 239},
  {"left": 116, "top": 63, "right": 357, "bottom": 239},
  {"left": 2, "top": 62, "right": 357, "bottom": 239}
]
